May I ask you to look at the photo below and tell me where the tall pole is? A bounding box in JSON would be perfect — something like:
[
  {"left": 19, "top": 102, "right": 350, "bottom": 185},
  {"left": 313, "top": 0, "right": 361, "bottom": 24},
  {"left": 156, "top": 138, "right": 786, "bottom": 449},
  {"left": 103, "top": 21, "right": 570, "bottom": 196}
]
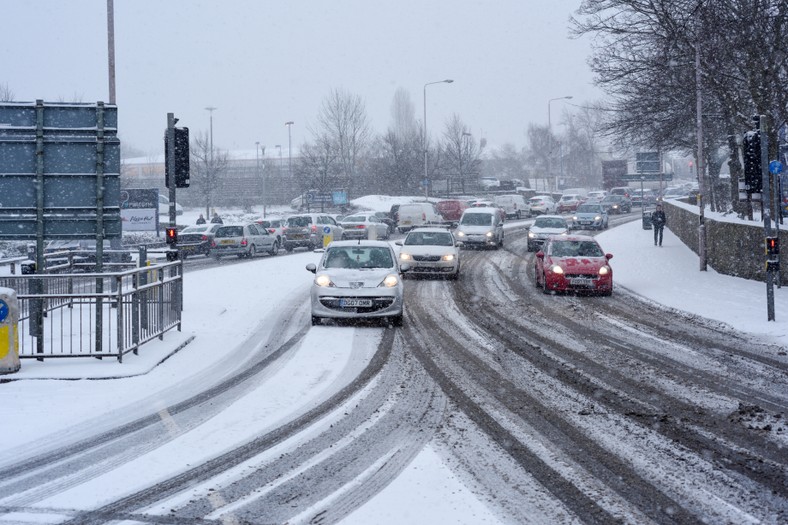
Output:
[
  {"left": 205, "top": 107, "right": 217, "bottom": 216},
  {"left": 548, "top": 96, "right": 572, "bottom": 193},
  {"left": 106, "top": 0, "right": 116, "bottom": 104},
  {"left": 423, "top": 79, "right": 454, "bottom": 199},
  {"left": 285, "top": 121, "right": 294, "bottom": 179},
  {"left": 695, "top": 42, "right": 707, "bottom": 271}
]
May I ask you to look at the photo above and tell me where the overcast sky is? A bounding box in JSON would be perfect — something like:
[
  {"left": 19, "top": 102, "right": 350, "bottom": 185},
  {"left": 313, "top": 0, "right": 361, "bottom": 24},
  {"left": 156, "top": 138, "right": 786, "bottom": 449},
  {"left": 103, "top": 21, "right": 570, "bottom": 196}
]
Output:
[{"left": 1, "top": 0, "right": 604, "bottom": 158}]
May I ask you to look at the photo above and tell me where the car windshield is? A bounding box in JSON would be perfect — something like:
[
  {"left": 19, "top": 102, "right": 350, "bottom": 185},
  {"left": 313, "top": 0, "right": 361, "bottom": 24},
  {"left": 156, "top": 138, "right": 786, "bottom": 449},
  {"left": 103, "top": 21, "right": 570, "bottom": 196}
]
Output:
[
  {"left": 460, "top": 213, "right": 493, "bottom": 226},
  {"left": 550, "top": 240, "right": 605, "bottom": 258},
  {"left": 576, "top": 205, "right": 602, "bottom": 213},
  {"left": 323, "top": 246, "right": 393, "bottom": 269},
  {"left": 404, "top": 232, "right": 453, "bottom": 246},
  {"left": 287, "top": 216, "right": 312, "bottom": 227},
  {"left": 215, "top": 226, "right": 243, "bottom": 238},
  {"left": 534, "top": 217, "right": 567, "bottom": 228}
]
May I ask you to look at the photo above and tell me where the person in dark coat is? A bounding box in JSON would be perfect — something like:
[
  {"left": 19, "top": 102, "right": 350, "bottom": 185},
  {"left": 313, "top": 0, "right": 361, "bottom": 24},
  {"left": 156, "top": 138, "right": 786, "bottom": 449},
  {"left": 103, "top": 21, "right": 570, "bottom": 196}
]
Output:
[
  {"left": 652, "top": 203, "right": 666, "bottom": 246},
  {"left": 196, "top": 214, "right": 206, "bottom": 225},
  {"left": 210, "top": 212, "right": 223, "bottom": 224}
]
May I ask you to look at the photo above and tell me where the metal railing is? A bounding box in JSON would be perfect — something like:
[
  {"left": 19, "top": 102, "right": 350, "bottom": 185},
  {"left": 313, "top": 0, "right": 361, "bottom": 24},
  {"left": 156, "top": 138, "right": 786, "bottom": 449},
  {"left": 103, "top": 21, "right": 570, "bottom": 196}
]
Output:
[{"left": 0, "top": 261, "right": 182, "bottom": 362}]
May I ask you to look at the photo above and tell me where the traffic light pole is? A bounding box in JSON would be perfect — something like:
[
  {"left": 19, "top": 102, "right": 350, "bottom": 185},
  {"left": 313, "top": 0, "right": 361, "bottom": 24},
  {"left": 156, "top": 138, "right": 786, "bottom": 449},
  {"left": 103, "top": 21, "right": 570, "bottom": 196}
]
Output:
[
  {"left": 758, "top": 115, "right": 776, "bottom": 321},
  {"left": 167, "top": 113, "right": 177, "bottom": 228}
]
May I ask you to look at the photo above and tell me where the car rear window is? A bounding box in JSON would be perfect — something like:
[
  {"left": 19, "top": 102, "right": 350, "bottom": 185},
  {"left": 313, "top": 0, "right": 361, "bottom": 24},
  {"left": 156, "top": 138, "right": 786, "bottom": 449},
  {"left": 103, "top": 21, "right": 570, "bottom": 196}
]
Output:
[
  {"left": 287, "top": 216, "right": 312, "bottom": 227},
  {"left": 215, "top": 226, "right": 243, "bottom": 238}
]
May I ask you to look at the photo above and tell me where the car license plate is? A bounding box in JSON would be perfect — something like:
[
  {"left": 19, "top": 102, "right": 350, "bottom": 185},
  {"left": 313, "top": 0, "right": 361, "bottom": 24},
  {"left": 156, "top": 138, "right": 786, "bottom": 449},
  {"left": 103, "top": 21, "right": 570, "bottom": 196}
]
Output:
[
  {"left": 570, "top": 278, "right": 594, "bottom": 286},
  {"left": 403, "top": 220, "right": 412, "bottom": 225},
  {"left": 290, "top": 234, "right": 304, "bottom": 239},
  {"left": 339, "top": 298, "right": 372, "bottom": 307},
  {"left": 220, "top": 239, "right": 235, "bottom": 245},
  {"left": 580, "top": 221, "right": 591, "bottom": 225}
]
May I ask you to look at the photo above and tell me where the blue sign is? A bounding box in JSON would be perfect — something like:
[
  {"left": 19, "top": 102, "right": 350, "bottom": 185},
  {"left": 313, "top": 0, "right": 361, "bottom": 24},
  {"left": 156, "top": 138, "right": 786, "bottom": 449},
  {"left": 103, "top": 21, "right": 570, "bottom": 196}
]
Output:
[
  {"left": 323, "top": 226, "right": 331, "bottom": 234},
  {"left": 0, "top": 300, "right": 8, "bottom": 323},
  {"left": 769, "top": 160, "right": 783, "bottom": 175}
]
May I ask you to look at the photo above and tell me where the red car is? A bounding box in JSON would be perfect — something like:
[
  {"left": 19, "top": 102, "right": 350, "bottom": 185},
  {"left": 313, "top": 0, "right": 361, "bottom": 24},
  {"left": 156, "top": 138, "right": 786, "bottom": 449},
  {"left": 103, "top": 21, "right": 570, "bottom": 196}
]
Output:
[
  {"left": 436, "top": 199, "right": 469, "bottom": 223},
  {"left": 534, "top": 235, "right": 613, "bottom": 295}
]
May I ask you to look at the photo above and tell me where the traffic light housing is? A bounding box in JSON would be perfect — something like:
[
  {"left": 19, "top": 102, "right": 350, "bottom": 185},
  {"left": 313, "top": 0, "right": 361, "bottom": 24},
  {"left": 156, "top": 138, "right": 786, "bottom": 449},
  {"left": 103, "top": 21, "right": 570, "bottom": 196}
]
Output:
[
  {"left": 165, "top": 226, "right": 178, "bottom": 246},
  {"left": 742, "top": 130, "right": 762, "bottom": 193},
  {"left": 165, "top": 127, "right": 190, "bottom": 188},
  {"left": 766, "top": 236, "right": 779, "bottom": 256}
]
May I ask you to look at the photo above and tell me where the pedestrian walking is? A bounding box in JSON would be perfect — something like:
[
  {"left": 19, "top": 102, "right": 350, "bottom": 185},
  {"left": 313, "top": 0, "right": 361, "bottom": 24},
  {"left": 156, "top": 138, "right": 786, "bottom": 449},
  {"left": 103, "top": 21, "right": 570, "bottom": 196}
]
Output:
[
  {"left": 652, "top": 204, "right": 666, "bottom": 246},
  {"left": 196, "top": 214, "right": 206, "bottom": 225},
  {"left": 210, "top": 212, "right": 223, "bottom": 224}
]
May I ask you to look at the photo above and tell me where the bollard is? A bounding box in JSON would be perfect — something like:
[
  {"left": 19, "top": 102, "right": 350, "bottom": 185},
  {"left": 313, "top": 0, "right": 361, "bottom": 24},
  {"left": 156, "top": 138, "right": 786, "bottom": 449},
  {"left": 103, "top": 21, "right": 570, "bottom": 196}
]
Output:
[{"left": 0, "top": 288, "right": 20, "bottom": 374}]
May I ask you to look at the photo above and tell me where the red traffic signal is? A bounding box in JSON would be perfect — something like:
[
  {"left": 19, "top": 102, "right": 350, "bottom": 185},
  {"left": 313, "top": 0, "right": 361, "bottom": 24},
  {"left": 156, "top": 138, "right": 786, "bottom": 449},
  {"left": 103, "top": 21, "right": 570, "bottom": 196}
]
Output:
[
  {"left": 766, "top": 236, "right": 779, "bottom": 256},
  {"left": 165, "top": 226, "right": 178, "bottom": 245}
]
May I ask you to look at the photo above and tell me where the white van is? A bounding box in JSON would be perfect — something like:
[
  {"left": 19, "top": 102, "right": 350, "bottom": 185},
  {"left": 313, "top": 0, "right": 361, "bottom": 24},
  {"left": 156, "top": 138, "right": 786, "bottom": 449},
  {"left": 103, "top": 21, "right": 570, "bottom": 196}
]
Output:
[
  {"left": 493, "top": 194, "right": 528, "bottom": 219},
  {"left": 396, "top": 202, "right": 443, "bottom": 233}
]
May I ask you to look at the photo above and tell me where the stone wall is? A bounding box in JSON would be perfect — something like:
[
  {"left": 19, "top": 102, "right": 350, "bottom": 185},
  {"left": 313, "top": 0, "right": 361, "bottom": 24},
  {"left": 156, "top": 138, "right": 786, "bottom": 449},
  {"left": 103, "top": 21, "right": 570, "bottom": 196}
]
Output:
[{"left": 663, "top": 200, "right": 786, "bottom": 285}]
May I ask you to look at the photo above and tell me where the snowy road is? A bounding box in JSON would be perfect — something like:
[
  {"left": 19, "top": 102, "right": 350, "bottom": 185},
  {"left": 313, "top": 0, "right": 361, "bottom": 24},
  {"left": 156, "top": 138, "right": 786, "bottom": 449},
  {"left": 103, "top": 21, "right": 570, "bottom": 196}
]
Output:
[{"left": 1, "top": 221, "right": 786, "bottom": 524}]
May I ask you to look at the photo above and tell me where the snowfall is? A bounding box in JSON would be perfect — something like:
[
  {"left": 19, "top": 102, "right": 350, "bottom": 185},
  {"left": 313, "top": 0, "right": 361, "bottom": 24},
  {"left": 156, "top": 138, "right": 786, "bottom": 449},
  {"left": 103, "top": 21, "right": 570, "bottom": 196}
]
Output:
[{"left": 1, "top": 195, "right": 786, "bottom": 525}]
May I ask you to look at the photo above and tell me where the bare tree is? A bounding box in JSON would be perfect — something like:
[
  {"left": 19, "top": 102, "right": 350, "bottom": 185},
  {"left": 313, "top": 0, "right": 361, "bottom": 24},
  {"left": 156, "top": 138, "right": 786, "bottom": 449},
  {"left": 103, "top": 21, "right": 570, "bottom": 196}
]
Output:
[
  {"left": 488, "top": 144, "right": 529, "bottom": 186},
  {"left": 294, "top": 132, "right": 342, "bottom": 211},
  {"left": 314, "top": 88, "right": 371, "bottom": 192},
  {"left": 390, "top": 87, "right": 417, "bottom": 140},
  {"left": 525, "top": 124, "right": 552, "bottom": 191},
  {"left": 0, "top": 82, "right": 14, "bottom": 102},
  {"left": 442, "top": 114, "right": 482, "bottom": 193},
  {"left": 190, "top": 130, "right": 229, "bottom": 217}
]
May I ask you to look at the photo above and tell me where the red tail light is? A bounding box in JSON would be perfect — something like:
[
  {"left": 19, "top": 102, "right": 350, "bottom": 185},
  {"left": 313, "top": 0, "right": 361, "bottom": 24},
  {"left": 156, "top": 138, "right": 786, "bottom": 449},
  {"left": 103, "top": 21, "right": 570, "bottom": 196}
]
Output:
[
  {"left": 357, "top": 225, "right": 366, "bottom": 229},
  {"left": 211, "top": 241, "right": 216, "bottom": 248},
  {"left": 201, "top": 235, "right": 208, "bottom": 241},
  {"left": 422, "top": 213, "right": 426, "bottom": 220},
  {"left": 311, "top": 225, "right": 318, "bottom": 233},
  {"left": 241, "top": 238, "right": 248, "bottom": 246},
  {"left": 267, "top": 228, "right": 275, "bottom": 233}
]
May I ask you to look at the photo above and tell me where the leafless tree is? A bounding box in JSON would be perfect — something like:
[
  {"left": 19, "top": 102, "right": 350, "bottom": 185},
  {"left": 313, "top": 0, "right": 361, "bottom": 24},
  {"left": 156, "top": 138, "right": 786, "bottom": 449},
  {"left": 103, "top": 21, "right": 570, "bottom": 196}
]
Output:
[
  {"left": 390, "top": 87, "right": 417, "bottom": 140},
  {"left": 442, "top": 114, "right": 482, "bottom": 193},
  {"left": 190, "top": 130, "right": 229, "bottom": 217},
  {"left": 314, "top": 88, "right": 371, "bottom": 191},
  {"left": 488, "top": 144, "right": 529, "bottom": 187},
  {"left": 0, "top": 82, "right": 14, "bottom": 102}
]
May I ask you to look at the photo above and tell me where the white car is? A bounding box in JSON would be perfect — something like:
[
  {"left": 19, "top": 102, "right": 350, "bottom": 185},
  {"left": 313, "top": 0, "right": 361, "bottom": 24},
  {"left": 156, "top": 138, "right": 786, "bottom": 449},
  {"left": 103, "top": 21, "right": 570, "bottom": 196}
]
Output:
[
  {"left": 479, "top": 176, "right": 500, "bottom": 189},
  {"left": 339, "top": 213, "right": 390, "bottom": 240},
  {"left": 306, "top": 240, "right": 407, "bottom": 326},
  {"left": 527, "top": 214, "right": 569, "bottom": 251},
  {"left": 529, "top": 195, "right": 557, "bottom": 215},
  {"left": 397, "top": 227, "right": 460, "bottom": 280},
  {"left": 455, "top": 208, "right": 505, "bottom": 249}
]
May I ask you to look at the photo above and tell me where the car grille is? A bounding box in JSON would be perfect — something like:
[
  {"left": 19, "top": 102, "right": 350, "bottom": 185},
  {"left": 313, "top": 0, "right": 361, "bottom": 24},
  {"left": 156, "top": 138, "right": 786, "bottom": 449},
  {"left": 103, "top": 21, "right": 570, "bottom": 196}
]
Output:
[
  {"left": 412, "top": 255, "right": 442, "bottom": 262},
  {"left": 319, "top": 297, "right": 395, "bottom": 312}
]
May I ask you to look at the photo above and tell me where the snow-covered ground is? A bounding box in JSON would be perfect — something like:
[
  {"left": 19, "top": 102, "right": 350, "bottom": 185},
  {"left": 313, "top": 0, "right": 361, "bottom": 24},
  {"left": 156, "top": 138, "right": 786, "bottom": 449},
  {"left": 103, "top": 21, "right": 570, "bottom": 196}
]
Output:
[{"left": 1, "top": 197, "right": 786, "bottom": 524}]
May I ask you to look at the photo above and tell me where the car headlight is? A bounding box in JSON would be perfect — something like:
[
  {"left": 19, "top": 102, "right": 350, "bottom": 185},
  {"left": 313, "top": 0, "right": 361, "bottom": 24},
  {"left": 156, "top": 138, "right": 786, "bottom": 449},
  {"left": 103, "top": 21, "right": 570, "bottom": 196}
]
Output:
[
  {"left": 315, "top": 274, "right": 335, "bottom": 287},
  {"left": 599, "top": 266, "right": 610, "bottom": 276},
  {"left": 442, "top": 254, "right": 455, "bottom": 262},
  {"left": 485, "top": 231, "right": 493, "bottom": 237},
  {"left": 456, "top": 231, "right": 466, "bottom": 237},
  {"left": 399, "top": 253, "right": 413, "bottom": 261},
  {"left": 572, "top": 216, "right": 578, "bottom": 221},
  {"left": 594, "top": 215, "right": 601, "bottom": 221},
  {"left": 380, "top": 274, "right": 399, "bottom": 288},
  {"left": 528, "top": 231, "right": 535, "bottom": 238},
  {"left": 550, "top": 265, "right": 564, "bottom": 274}
]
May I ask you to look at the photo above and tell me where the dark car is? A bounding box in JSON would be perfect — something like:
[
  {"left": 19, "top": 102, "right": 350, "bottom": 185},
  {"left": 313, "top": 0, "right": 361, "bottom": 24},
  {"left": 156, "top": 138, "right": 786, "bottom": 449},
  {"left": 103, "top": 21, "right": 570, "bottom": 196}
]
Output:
[
  {"left": 372, "top": 211, "right": 397, "bottom": 234},
  {"left": 600, "top": 195, "right": 632, "bottom": 214},
  {"left": 389, "top": 204, "right": 401, "bottom": 224},
  {"left": 44, "top": 240, "right": 132, "bottom": 271},
  {"left": 177, "top": 223, "right": 222, "bottom": 259}
]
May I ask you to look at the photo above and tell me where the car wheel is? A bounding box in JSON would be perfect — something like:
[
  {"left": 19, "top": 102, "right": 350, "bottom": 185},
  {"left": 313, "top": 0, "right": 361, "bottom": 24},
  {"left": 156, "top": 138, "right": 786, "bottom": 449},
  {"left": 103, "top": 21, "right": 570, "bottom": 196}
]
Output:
[
  {"left": 390, "top": 314, "right": 403, "bottom": 327},
  {"left": 285, "top": 244, "right": 294, "bottom": 252},
  {"left": 268, "top": 240, "right": 278, "bottom": 256},
  {"left": 450, "top": 270, "right": 460, "bottom": 281},
  {"left": 311, "top": 316, "right": 322, "bottom": 326},
  {"left": 249, "top": 245, "right": 256, "bottom": 258}
]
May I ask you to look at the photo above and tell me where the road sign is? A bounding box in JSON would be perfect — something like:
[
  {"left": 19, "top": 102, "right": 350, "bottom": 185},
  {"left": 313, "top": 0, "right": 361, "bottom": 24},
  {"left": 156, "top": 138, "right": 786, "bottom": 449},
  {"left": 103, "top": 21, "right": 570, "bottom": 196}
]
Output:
[
  {"left": 636, "top": 151, "right": 661, "bottom": 173},
  {"left": 769, "top": 160, "right": 783, "bottom": 174},
  {"left": 0, "top": 300, "right": 7, "bottom": 323},
  {"left": 322, "top": 226, "right": 331, "bottom": 234}
]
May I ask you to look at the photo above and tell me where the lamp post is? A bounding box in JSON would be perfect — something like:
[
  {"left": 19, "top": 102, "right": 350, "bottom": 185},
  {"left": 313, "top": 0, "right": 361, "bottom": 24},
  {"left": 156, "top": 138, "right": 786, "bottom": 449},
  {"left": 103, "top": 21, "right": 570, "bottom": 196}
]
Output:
[
  {"left": 285, "top": 121, "right": 294, "bottom": 179},
  {"left": 256, "top": 142, "right": 264, "bottom": 217},
  {"left": 548, "top": 96, "right": 572, "bottom": 192},
  {"left": 205, "top": 107, "right": 217, "bottom": 217},
  {"left": 423, "top": 79, "right": 454, "bottom": 198}
]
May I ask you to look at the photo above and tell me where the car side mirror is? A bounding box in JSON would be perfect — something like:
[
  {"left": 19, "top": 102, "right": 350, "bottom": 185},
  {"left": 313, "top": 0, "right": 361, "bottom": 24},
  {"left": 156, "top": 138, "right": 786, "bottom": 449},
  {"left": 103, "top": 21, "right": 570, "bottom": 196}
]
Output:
[
  {"left": 394, "top": 241, "right": 403, "bottom": 246},
  {"left": 535, "top": 251, "right": 545, "bottom": 259},
  {"left": 605, "top": 253, "right": 613, "bottom": 260},
  {"left": 306, "top": 263, "right": 317, "bottom": 273}
]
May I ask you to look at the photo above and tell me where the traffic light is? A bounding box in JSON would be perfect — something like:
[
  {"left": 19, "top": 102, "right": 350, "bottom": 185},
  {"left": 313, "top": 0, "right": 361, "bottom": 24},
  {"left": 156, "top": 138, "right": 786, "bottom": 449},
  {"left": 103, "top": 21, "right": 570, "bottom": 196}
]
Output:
[
  {"left": 165, "top": 127, "right": 190, "bottom": 188},
  {"left": 742, "top": 130, "right": 762, "bottom": 193},
  {"left": 766, "top": 236, "right": 779, "bottom": 256},
  {"left": 165, "top": 226, "right": 178, "bottom": 246}
]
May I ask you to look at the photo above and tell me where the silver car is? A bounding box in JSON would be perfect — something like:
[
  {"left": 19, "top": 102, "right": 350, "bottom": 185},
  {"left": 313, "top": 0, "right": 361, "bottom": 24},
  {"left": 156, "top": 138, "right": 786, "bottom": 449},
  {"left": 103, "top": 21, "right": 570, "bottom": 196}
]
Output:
[
  {"left": 283, "top": 213, "right": 345, "bottom": 251},
  {"left": 571, "top": 203, "right": 609, "bottom": 230},
  {"left": 211, "top": 223, "right": 279, "bottom": 258},
  {"left": 527, "top": 215, "right": 569, "bottom": 252},
  {"left": 339, "top": 213, "right": 390, "bottom": 240},
  {"left": 306, "top": 240, "right": 406, "bottom": 326},
  {"left": 455, "top": 208, "right": 504, "bottom": 249},
  {"left": 397, "top": 227, "right": 460, "bottom": 280}
]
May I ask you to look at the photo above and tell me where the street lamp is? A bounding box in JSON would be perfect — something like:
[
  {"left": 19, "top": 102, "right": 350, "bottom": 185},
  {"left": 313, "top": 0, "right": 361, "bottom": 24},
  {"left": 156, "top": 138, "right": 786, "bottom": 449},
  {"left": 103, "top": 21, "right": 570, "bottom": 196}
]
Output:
[
  {"left": 205, "top": 106, "right": 217, "bottom": 216},
  {"left": 285, "top": 121, "right": 294, "bottom": 180},
  {"left": 423, "top": 79, "right": 454, "bottom": 198},
  {"left": 548, "top": 96, "right": 572, "bottom": 192}
]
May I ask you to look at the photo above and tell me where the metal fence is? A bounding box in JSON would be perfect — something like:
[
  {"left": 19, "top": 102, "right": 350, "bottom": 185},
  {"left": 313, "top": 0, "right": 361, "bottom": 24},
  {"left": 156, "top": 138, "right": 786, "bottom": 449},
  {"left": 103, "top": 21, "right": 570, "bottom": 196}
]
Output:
[{"left": 0, "top": 261, "right": 182, "bottom": 362}]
